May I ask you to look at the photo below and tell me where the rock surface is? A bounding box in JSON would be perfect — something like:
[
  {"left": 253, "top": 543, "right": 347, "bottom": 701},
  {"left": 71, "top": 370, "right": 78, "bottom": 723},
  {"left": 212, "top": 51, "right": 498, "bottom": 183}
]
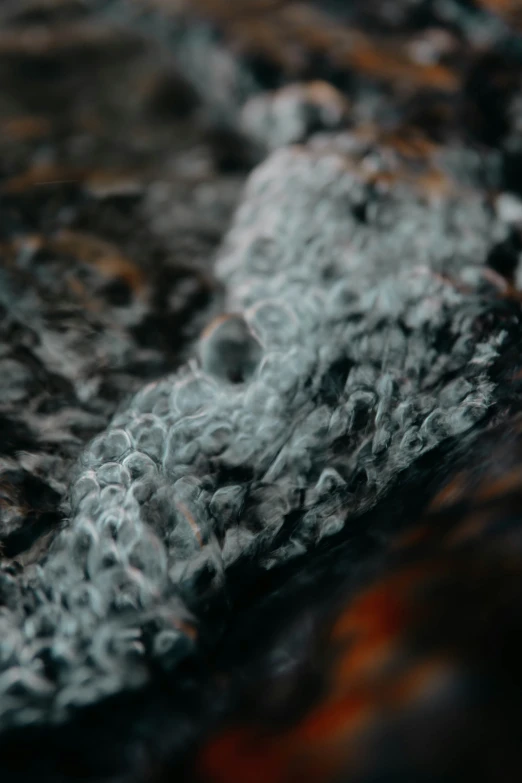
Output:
[{"left": 1, "top": 1, "right": 522, "bottom": 781}]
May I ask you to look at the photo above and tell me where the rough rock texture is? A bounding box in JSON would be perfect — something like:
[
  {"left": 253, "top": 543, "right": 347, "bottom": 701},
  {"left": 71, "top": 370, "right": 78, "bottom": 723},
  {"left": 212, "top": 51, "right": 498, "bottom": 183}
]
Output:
[
  {"left": 4, "top": 138, "right": 520, "bottom": 729},
  {"left": 1, "top": 1, "right": 522, "bottom": 781},
  {"left": 196, "top": 415, "right": 522, "bottom": 783},
  {"left": 0, "top": 0, "right": 246, "bottom": 562}
]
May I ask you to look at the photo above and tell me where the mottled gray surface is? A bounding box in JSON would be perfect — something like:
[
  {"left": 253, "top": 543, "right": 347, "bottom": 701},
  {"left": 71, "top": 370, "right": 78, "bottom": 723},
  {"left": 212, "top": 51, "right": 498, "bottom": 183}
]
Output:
[{"left": 0, "top": 140, "right": 518, "bottom": 728}]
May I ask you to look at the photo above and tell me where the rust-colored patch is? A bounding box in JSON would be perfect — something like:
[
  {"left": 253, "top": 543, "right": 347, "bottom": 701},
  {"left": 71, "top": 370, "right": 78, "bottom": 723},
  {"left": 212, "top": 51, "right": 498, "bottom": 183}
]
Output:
[
  {"left": 314, "top": 126, "right": 459, "bottom": 200},
  {"left": 477, "top": 0, "right": 522, "bottom": 27},
  {"left": 343, "top": 34, "right": 459, "bottom": 93},
  {"left": 295, "top": 691, "right": 372, "bottom": 744},
  {"left": 0, "top": 115, "right": 52, "bottom": 141},
  {"left": 149, "top": 1, "right": 460, "bottom": 94},
  {"left": 393, "top": 524, "right": 432, "bottom": 550},
  {"left": 305, "top": 80, "right": 349, "bottom": 112},
  {"left": 381, "top": 129, "right": 440, "bottom": 161},
  {"left": 49, "top": 230, "right": 146, "bottom": 293},
  {"left": 480, "top": 266, "right": 511, "bottom": 292},
  {"left": 174, "top": 500, "right": 204, "bottom": 547},
  {"left": 0, "top": 22, "right": 131, "bottom": 57},
  {"left": 140, "top": 0, "right": 292, "bottom": 22},
  {"left": 428, "top": 472, "right": 469, "bottom": 511},
  {"left": 84, "top": 169, "right": 143, "bottom": 197},
  {"left": 198, "top": 727, "right": 289, "bottom": 783},
  {"left": 198, "top": 600, "right": 451, "bottom": 783},
  {"left": 201, "top": 313, "right": 237, "bottom": 340},
  {"left": 174, "top": 618, "right": 198, "bottom": 641},
  {"left": 1, "top": 164, "right": 87, "bottom": 193},
  {"left": 415, "top": 167, "right": 455, "bottom": 198},
  {"left": 474, "top": 466, "right": 522, "bottom": 503},
  {"left": 2, "top": 164, "right": 143, "bottom": 197},
  {"left": 445, "top": 510, "right": 492, "bottom": 546},
  {"left": 386, "top": 658, "right": 453, "bottom": 707},
  {"left": 330, "top": 568, "right": 423, "bottom": 643},
  {"left": 333, "top": 637, "right": 397, "bottom": 690}
]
